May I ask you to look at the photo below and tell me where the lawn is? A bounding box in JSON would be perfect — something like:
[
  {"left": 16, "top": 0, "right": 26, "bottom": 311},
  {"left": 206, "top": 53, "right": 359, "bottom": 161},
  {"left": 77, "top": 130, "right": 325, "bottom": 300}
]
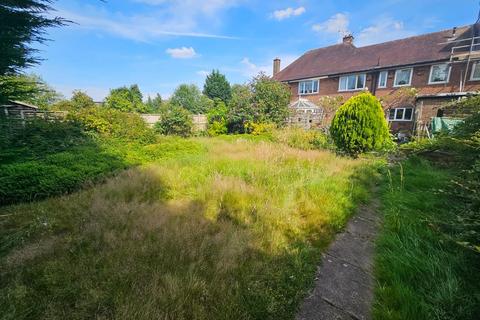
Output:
[
  {"left": 0, "top": 136, "right": 379, "bottom": 320},
  {"left": 374, "top": 158, "right": 480, "bottom": 320}
]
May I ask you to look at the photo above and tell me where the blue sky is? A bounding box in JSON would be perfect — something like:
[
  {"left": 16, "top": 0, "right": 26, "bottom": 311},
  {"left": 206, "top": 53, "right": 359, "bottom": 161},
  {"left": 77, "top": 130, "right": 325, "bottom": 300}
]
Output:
[{"left": 30, "top": 0, "right": 478, "bottom": 101}]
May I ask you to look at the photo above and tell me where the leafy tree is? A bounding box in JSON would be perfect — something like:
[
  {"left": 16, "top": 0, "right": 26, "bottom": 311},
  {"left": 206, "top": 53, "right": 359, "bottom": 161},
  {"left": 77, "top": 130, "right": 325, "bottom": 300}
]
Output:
[
  {"left": 145, "top": 94, "right": 163, "bottom": 113},
  {"left": 154, "top": 104, "right": 193, "bottom": 137},
  {"left": 227, "top": 84, "right": 255, "bottom": 133},
  {"left": 203, "top": 70, "right": 231, "bottom": 103},
  {"left": 0, "top": 73, "right": 62, "bottom": 107},
  {"left": 170, "top": 84, "right": 213, "bottom": 114},
  {"left": 51, "top": 90, "right": 95, "bottom": 112},
  {"left": 251, "top": 73, "right": 291, "bottom": 126},
  {"left": 330, "top": 92, "right": 391, "bottom": 155},
  {"left": 207, "top": 99, "right": 228, "bottom": 136},
  {"left": 0, "top": 0, "right": 66, "bottom": 75},
  {"left": 105, "top": 84, "right": 147, "bottom": 113}
]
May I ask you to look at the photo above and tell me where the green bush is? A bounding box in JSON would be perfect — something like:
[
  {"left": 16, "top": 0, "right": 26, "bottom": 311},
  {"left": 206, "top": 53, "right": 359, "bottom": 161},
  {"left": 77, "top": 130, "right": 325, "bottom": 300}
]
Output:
[
  {"left": 272, "top": 128, "right": 332, "bottom": 150},
  {"left": 330, "top": 92, "right": 391, "bottom": 155},
  {"left": 69, "top": 106, "right": 156, "bottom": 144},
  {"left": 154, "top": 105, "right": 193, "bottom": 137},
  {"left": 207, "top": 99, "right": 228, "bottom": 136}
]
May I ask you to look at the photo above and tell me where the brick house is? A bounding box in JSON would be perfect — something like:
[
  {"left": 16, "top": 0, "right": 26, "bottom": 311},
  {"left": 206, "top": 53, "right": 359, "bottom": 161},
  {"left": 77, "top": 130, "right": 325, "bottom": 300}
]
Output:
[{"left": 273, "top": 23, "right": 480, "bottom": 136}]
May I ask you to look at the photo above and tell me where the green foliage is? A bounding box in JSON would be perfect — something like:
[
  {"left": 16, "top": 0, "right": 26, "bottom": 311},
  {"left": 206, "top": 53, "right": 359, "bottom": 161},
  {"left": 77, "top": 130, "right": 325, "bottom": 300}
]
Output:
[
  {"left": 203, "top": 69, "right": 232, "bottom": 103},
  {"left": 52, "top": 90, "right": 95, "bottom": 111},
  {"left": 145, "top": 94, "right": 163, "bottom": 113},
  {"left": 227, "top": 84, "right": 256, "bottom": 133},
  {"left": 244, "top": 121, "right": 276, "bottom": 135},
  {"left": 272, "top": 128, "right": 332, "bottom": 150},
  {"left": 0, "top": 1, "right": 66, "bottom": 76},
  {"left": 251, "top": 73, "right": 291, "bottom": 126},
  {"left": 154, "top": 104, "right": 193, "bottom": 137},
  {"left": 207, "top": 99, "right": 228, "bottom": 136},
  {"left": 105, "top": 84, "right": 147, "bottom": 113},
  {"left": 374, "top": 159, "right": 480, "bottom": 320},
  {"left": 70, "top": 106, "right": 156, "bottom": 143},
  {"left": 170, "top": 84, "right": 213, "bottom": 114},
  {"left": 0, "top": 74, "right": 62, "bottom": 106},
  {"left": 330, "top": 92, "right": 391, "bottom": 155}
]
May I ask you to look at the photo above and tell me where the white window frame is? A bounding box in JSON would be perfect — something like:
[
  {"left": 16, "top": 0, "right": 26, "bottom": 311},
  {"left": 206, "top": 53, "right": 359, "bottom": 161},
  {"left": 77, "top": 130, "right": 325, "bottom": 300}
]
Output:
[
  {"left": 388, "top": 107, "right": 414, "bottom": 122},
  {"left": 428, "top": 63, "right": 451, "bottom": 84},
  {"left": 470, "top": 62, "right": 480, "bottom": 81},
  {"left": 393, "top": 68, "right": 413, "bottom": 87},
  {"left": 378, "top": 71, "right": 388, "bottom": 88},
  {"left": 338, "top": 74, "right": 367, "bottom": 92},
  {"left": 298, "top": 79, "right": 320, "bottom": 95}
]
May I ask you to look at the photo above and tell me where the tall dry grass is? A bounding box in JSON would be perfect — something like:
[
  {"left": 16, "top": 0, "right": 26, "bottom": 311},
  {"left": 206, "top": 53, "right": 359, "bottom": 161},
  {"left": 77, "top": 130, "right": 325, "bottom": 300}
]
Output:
[{"left": 0, "top": 137, "right": 379, "bottom": 319}]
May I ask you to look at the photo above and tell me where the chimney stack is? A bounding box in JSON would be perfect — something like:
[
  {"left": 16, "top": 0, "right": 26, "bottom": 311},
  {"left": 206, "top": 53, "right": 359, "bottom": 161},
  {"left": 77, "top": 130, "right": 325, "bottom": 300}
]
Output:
[
  {"left": 273, "top": 58, "right": 281, "bottom": 76},
  {"left": 342, "top": 34, "right": 354, "bottom": 45}
]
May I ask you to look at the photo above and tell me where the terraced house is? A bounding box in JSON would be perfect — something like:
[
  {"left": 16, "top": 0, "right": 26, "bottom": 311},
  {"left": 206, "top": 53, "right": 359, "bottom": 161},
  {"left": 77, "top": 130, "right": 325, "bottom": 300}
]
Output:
[{"left": 274, "top": 22, "right": 480, "bottom": 136}]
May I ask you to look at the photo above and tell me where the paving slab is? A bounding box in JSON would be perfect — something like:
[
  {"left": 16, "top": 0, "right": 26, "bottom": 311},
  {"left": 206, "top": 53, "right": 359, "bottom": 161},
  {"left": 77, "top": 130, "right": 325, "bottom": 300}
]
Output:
[{"left": 296, "top": 200, "right": 380, "bottom": 320}]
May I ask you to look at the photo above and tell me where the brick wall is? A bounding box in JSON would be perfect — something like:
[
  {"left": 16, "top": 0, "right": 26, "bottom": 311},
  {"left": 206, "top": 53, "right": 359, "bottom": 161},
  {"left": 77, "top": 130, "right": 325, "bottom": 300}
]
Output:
[{"left": 286, "top": 61, "right": 480, "bottom": 134}]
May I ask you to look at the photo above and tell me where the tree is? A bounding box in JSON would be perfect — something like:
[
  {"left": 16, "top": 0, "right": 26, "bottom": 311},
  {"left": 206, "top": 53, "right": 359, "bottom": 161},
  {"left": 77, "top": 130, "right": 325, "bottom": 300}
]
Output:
[
  {"left": 207, "top": 98, "right": 228, "bottom": 136},
  {"left": 105, "top": 84, "right": 147, "bottom": 113},
  {"left": 51, "top": 90, "right": 95, "bottom": 111},
  {"left": 0, "top": 1, "right": 67, "bottom": 75},
  {"left": 330, "top": 92, "right": 391, "bottom": 155},
  {"left": 203, "top": 70, "right": 231, "bottom": 103},
  {"left": 145, "top": 94, "right": 162, "bottom": 113},
  {"left": 154, "top": 104, "right": 193, "bottom": 137},
  {"left": 170, "top": 84, "right": 213, "bottom": 114},
  {"left": 0, "top": 73, "right": 62, "bottom": 107},
  {"left": 227, "top": 84, "right": 255, "bottom": 133},
  {"left": 251, "top": 73, "right": 291, "bottom": 126}
]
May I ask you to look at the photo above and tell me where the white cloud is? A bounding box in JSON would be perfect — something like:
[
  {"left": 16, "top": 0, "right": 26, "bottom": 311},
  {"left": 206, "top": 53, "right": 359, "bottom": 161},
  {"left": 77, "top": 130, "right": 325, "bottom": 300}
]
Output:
[
  {"left": 240, "top": 58, "right": 269, "bottom": 77},
  {"left": 166, "top": 47, "right": 197, "bottom": 58},
  {"left": 57, "top": 0, "right": 239, "bottom": 42},
  {"left": 356, "top": 17, "right": 415, "bottom": 46},
  {"left": 272, "top": 7, "right": 306, "bottom": 21},
  {"left": 312, "top": 13, "right": 350, "bottom": 37}
]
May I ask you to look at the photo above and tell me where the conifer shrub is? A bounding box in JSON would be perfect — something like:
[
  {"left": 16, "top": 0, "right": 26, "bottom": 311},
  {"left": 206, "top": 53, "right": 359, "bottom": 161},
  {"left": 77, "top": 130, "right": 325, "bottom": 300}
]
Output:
[{"left": 330, "top": 92, "right": 391, "bottom": 155}]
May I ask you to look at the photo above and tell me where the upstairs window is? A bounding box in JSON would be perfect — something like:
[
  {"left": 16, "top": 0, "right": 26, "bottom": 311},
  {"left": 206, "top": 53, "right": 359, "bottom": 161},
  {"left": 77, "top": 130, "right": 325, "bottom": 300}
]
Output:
[
  {"left": 471, "top": 62, "right": 480, "bottom": 81},
  {"left": 394, "top": 68, "right": 413, "bottom": 87},
  {"left": 429, "top": 64, "right": 450, "bottom": 84},
  {"left": 378, "top": 71, "right": 388, "bottom": 88},
  {"left": 298, "top": 79, "right": 319, "bottom": 95},
  {"left": 339, "top": 74, "right": 366, "bottom": 91},
  {"left": 388, "top": 107, "right": 413, "bottom": 121}
]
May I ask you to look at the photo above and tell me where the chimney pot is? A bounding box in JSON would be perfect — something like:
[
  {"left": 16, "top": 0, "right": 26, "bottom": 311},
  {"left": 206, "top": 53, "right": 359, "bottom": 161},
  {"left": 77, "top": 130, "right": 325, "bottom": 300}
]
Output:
[
  {"left": 273, "top": 58, "right": 281, "bottom": 76},
  {"left": 342, "top": 34, "right": 354, "bottom": 45}
]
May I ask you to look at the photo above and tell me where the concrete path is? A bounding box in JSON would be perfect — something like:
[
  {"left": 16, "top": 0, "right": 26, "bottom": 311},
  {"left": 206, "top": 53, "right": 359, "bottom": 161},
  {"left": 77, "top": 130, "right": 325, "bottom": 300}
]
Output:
[{"left": 296, "top": 200, "right": 381, "bottom": 320}]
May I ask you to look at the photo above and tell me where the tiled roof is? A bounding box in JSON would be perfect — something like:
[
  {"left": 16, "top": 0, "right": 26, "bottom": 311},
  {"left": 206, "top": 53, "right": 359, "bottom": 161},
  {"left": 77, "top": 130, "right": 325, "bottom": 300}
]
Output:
[{"left": 274, "top": 25, "right": 475, "bottom": 82}]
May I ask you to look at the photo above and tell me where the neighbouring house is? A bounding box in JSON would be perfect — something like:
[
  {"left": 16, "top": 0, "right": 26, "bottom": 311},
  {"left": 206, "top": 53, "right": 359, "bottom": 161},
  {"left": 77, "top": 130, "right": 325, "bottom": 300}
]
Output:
[{"left": 274, "top": 22, "right": 480, "bottom": 137}]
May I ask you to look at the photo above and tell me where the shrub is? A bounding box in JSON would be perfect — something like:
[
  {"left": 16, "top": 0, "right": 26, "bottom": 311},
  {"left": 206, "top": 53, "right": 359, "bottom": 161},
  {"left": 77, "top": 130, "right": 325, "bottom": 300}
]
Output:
[
  {"left": 244, "top": 121, "right": 276, "bottom": 136},
  {"left": 251, "top": 73, "right": 291, "bottom": 126},
  {"left": 207, "top": 99, "right": 228, "bottom": 136},
  {"left": 227, "top": 84, "right": 256, "bottom": 134},
  {"left": 273, "top": 128, "right": 331, "bottom": 150},
  {"left": 104, "top": 84, "right": 147, "bottom": 113},
  {"left": 330, "top": 92, "right": 391, "bottom": 155},
  {"left": 170, "top": 84, "right": 213, "bottom": 114},
  {"left": 69, "top": 106, "right": 156, "bottom": 143},
  {"left": 154, "top": 105, "right": 193, "bottom": 137}
]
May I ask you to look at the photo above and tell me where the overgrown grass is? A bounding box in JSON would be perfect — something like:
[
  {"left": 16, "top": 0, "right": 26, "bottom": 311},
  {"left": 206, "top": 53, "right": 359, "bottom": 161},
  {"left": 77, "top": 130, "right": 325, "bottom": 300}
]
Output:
[
  {"left": 374, "top": 158, "right": 480, "bottom": 320},
  {"left": 1, "top": 137, "right": 379, "bottom": 319}
]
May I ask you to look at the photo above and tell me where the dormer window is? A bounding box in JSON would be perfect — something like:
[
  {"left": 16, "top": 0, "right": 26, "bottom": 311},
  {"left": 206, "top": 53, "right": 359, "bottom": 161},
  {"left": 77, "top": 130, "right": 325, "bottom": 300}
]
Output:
[
  {"left": 394, "top": 68, "right": 413, "bottom": 87},
  {"left": 339, "top": 74, "right": 366, "bottom": 91},
  {"left": 298, "top": 79, "right": 319, "bottom": 95},
  {"left": 429, "top": 64, "right": 450, "bottom": 84}
]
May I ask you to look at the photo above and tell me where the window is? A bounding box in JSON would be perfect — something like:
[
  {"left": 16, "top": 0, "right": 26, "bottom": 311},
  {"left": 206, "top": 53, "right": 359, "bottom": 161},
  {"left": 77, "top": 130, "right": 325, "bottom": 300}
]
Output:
[
  {"left": 298, "top": 79, "right": 319, "bottom": 94},
  {"left": 429, "top": 64, "right": 450, "bottom": 84},
  {"left": 394, "top": 68, "right": 413, "bottom": 87},
  {"left": 388, "top": 107, "right": 413, "bottom": 121},
  {"left": 378, "top": 71, "right": 388, "bottom": 88},
  {"left": 471, "top": 62, "right": 480, "bottom": 81},
  {"left": 339, "top": 74, "right": 366, "bottom": 91}
]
